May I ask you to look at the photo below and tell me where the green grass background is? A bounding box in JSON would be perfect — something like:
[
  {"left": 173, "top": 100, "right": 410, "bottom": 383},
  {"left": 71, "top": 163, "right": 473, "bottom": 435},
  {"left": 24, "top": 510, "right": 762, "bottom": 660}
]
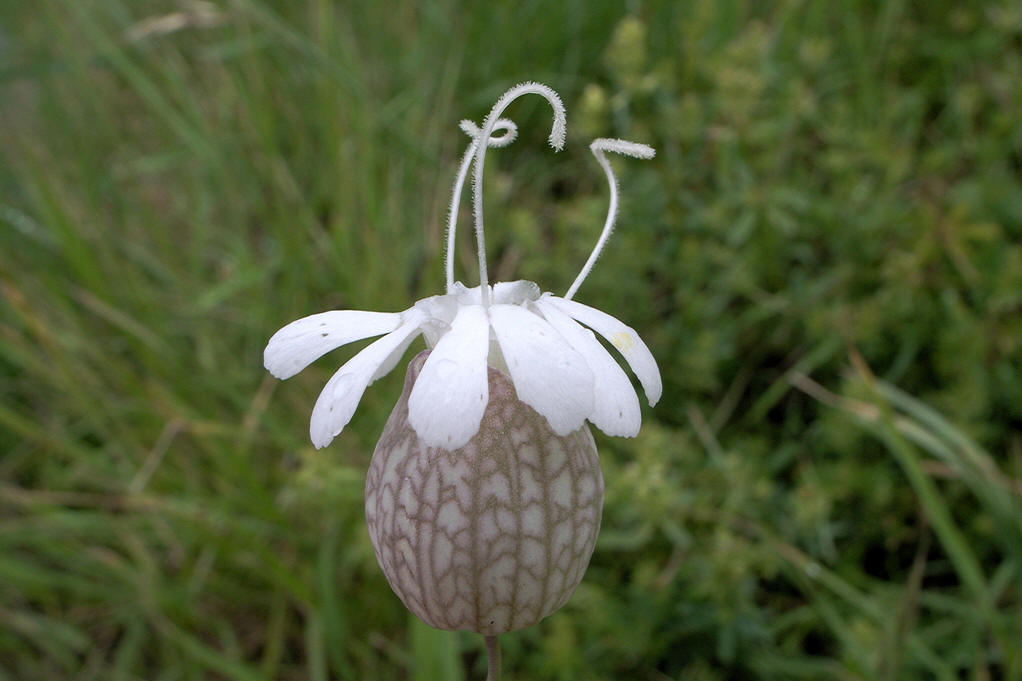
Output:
[{"left": 2, "top": 1, "right": 1021, "bottom": 679}]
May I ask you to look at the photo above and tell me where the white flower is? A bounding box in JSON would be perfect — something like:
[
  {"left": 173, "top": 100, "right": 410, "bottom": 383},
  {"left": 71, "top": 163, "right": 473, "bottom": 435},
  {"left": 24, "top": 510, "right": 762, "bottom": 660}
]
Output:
[{"left": 264, "top": 82, "right": 661, "bottom": 450}]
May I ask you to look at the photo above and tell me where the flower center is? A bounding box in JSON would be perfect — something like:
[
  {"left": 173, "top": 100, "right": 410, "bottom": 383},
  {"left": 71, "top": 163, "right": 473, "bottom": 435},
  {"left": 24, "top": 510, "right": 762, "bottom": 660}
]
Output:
[{"left": 412, "top": 279, "right": 541, "bottom": 351}]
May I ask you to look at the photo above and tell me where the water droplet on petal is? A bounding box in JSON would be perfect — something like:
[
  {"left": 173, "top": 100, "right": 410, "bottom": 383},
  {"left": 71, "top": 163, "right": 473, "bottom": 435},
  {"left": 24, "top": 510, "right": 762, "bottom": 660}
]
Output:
[{"left": 431, "top": 358, "right": 459, "bottom": 381}]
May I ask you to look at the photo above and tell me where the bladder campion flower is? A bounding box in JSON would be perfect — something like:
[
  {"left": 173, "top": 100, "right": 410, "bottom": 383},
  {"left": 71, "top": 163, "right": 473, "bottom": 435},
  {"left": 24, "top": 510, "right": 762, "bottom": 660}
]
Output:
[{"left": 264, "top": 82, "right": 659, "bottom": 678}]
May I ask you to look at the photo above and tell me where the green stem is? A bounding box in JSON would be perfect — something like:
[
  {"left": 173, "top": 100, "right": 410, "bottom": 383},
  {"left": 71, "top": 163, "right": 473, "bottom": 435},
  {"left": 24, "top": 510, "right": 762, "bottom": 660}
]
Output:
[{"left": 484, "top": 635, "right": 500, "bottom": 681}]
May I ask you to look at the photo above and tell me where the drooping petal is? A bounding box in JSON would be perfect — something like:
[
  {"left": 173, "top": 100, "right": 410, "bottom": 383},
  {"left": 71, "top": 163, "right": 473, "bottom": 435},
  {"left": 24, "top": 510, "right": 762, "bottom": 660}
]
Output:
[
  {"left": 309, "top": 312, "right": 425, "bottom": 449},
  {"left": 264, "top": 310, "right": 402, "bottom": 380},
  {"left": 408, "top": 304, "right": 490, "bottom": 449},
  {"left": 544, "top": 296, "right": 662, "bottom": 406},
  {"left": 489, "top": 303, "right": 593, "bottom": 435},
  {"left": 370, "top": 330, "right": 425, "bottom": 382},
  {"left": 536, "top": 299, "right": 641, "bottom": 437}
]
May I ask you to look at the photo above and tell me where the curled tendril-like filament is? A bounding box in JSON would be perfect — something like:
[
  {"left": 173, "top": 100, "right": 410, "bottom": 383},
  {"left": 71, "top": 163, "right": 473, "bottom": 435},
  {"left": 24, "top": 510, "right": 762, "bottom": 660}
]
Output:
[
  {"left": 563, "top": 138, "right": 655, "bottom": 302},
  {"left": 445, "top": 118, "right": 518, "bottom": 293},
  {"left": 447, "top": 83, "right": 653, "bottom": 308},
  {"left": 471, "top": 82, "right": 566, "bottom": 307}
]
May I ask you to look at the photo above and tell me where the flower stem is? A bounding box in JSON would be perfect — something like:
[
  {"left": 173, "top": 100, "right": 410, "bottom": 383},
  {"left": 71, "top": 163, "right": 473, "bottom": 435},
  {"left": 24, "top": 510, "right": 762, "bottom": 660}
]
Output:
[{"left": 484, "top": 635, "right": 500, "bottom": 681}]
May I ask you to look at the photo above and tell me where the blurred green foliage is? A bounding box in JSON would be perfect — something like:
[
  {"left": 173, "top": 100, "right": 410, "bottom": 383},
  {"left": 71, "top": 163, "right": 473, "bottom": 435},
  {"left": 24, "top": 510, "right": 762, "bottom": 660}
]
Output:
[{"left": 1, "top": 1, "right": 1021, "bottom": 680}]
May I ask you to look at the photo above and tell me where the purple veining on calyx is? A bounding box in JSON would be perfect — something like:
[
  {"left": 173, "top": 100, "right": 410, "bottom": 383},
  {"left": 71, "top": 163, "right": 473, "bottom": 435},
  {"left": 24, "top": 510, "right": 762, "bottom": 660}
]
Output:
[{"left": 365, "top": 350, "right": 604, "bottom": 635}]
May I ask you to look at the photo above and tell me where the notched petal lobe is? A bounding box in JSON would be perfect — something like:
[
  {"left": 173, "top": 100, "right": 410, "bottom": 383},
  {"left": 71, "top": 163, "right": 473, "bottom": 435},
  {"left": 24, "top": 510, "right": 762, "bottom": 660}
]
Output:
[
  {"left": 545, "top": 296, "right": 662, "bottom": 406},
  {"left": 309, "top": 313, "right": 424, "bottom": 448},
  {"left": 536, "top": 299, "right": 641, "bottom": 437},
  {"left": 264, "top": 310, "right": 402, "bottom": 380},
  {"left": 489, "top": 304, "right": 593, "bottom": 436},
  {"left": 408, "top": 304, "right": 490, "bottom": 449}
]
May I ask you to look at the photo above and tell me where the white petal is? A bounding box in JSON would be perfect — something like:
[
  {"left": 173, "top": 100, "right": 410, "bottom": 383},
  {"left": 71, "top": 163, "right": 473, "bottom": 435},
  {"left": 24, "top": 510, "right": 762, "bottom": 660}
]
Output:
[
  {"left": 264, "top": 310, "right": 402, "bottom": 380},
  {"left": 492, "top": 280, "right": 541, "bottom": 305},
  {"left": 489, "top": 304, "right": 593, "bottom": 435},
  {"left": 309, "top": 313, "right": 424, "bottom": 449},
  {"left": 370, "top": 331, "right": 423, "bottom": 383},
  {"left": 408, "top": 304, "right": 490, "bottom": 449},
  {"left": 536, "top": 299, "right": 641, "bottom": 437},
  {"left": 544, "top": 296, "right": 662, "bottom": 406}
]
